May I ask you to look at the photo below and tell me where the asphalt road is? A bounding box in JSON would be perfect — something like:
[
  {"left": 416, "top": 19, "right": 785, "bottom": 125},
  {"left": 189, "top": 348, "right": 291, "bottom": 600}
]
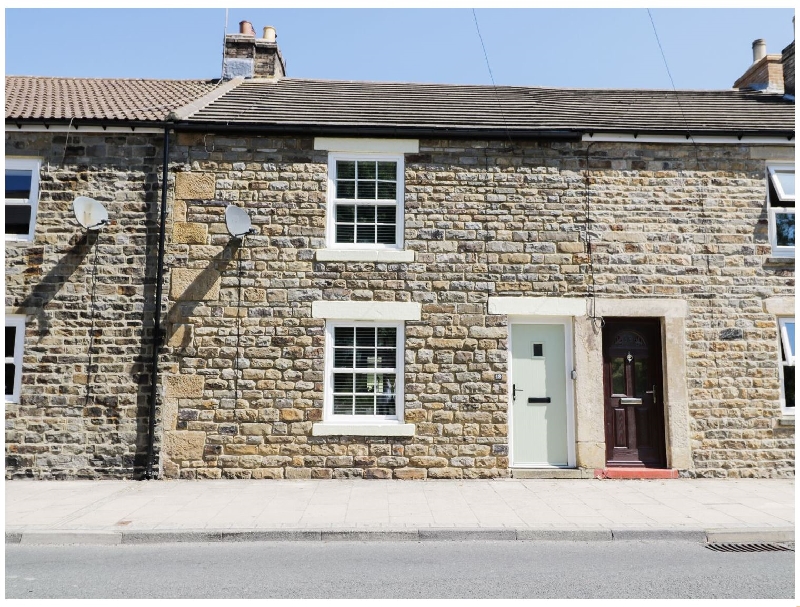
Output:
[{"left": 5, "top": 540, "right": 794, "bottom": 599}]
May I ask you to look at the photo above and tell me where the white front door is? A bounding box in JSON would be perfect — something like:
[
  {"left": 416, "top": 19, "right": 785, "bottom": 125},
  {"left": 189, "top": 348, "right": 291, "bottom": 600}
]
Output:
[{"left": 511, "top": 323, "right": 572, "bottom": 467}]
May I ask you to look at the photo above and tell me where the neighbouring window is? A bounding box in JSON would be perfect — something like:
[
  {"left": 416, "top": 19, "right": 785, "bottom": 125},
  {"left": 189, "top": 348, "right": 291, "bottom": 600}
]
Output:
[
  {"left": 767, "top": 164, "right": 795, "bottom": 257},
  {"left": 5, "top": 158, "right": 41, "bottom": 241},
  {"left": 327, "top": 322, "right": 403, "bottom": 421},
  {"left": 5, "top": 316, "right": 25, "bottom": 403},
  {"left": 779, "top": 317, "right": 795, "bottom": 412},
  {"left": 328, "top": 153, "right": 403, "bottom": 248}
]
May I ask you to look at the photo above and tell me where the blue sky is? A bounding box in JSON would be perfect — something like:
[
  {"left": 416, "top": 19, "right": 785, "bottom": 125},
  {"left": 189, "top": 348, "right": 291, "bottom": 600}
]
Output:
[{"left": 4, "top": 7, "right": 796, "bottom": 90}]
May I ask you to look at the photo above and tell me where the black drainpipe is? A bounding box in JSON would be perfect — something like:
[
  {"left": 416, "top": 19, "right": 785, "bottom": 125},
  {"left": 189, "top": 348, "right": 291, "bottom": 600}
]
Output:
[{"left": 145, "top": 124, "right": 171, "bottom": 479}]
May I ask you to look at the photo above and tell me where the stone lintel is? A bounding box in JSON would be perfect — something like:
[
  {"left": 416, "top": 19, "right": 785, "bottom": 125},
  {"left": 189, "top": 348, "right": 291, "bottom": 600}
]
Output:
[
  {"left": 764, "top": 296, "right": 795, "bottom": 316},
  {"left": 312, "top": 300, "right": 421, "bottom": 321}
]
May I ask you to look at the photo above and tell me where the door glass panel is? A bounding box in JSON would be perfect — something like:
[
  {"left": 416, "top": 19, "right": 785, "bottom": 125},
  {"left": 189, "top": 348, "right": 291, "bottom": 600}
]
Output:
[
  {"left": 611, "top": 357, "right": 626, "bottom": 395},
  {"left": 634, "top": 358, "right": 648, "bottom": 397}
]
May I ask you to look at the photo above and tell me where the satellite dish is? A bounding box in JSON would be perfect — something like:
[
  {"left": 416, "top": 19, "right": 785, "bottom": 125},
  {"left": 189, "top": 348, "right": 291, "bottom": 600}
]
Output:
[
  {"left": 73, "top": 197, "right": 109, "bottom": 230},
  {"left": 225, "top": 204, "right": 256, "bottom": 237}
]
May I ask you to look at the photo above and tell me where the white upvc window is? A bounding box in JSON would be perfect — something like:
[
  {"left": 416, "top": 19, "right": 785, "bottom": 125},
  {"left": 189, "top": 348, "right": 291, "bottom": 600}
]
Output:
[
  {"left": 326, "top": 152, "right": 404, "bottom": 249},
  {"left": 324, "top": 321, "right": 404, "bottom": 423},
  {"left": 5, "top": 316, "right": 25, "bottom": 403},
  {"left": 778, "top": 317, "right": 795, "bottom": 414},
  {"left": 767, "top": 164, "right": 795, "bottom": 258},
  {"left": 5, "top": 158, "right": 41, "bottom": 242}
]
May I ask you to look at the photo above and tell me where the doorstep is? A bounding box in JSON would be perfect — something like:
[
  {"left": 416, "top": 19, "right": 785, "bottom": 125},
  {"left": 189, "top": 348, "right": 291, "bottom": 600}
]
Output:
[
  {"left": 595, "top": 468, "right": 679, "bottom": 479},
  {"left": 511, "top": 468, "right": 594, "bottom": 479}
]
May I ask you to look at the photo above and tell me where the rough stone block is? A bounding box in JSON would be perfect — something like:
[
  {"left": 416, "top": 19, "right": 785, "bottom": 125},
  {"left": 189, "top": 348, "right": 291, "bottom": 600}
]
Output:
[
  {"left": 167, "top": 324, "right": 194, "bottom": 348},
  {"left": 164, "top": 431, "right": 205, "bottom": 462},
  {"left": 165, "top": 374, "right": 205, "bottom": 398},
  {"left": 170, "top": 268, "right": 221, "bottom": 301},
  {"left": 175, "top": 172, "right": 215, "bottom": 200},
  {"left": 173, "top": 222, "right": 208, "bottom": 245}
]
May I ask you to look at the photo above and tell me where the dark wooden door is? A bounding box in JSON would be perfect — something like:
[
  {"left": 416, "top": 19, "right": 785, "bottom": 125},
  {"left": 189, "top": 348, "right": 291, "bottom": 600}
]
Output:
[{"left": 602, "top": 319, "right": 666, "bottom": 468}]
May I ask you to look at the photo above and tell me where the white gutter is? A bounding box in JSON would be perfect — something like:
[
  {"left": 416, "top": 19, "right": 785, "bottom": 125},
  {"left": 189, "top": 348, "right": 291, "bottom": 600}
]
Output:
[{"left": 582, "top": 133, "right": 794, "bottom": 145}]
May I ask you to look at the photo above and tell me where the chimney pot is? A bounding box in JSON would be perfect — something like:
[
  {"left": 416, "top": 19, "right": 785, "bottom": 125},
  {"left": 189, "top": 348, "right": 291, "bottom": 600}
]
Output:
[
  {"left": 239, "top": 21, "right": 256, "bottom": 36},
  {"left": 752, "top": 38, "right": 767, "bottom": 63},
  {"left": 263, "top": 26, "right": 276, "bottom": 43}
]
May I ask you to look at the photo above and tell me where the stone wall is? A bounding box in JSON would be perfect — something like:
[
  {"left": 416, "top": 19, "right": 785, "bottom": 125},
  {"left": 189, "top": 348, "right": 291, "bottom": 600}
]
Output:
[
  {"left": 5, "top": 131, "right": 165, "bottom": 479},
  {"left": 160, "top": 133, "right": 794, "bottom": 479}
]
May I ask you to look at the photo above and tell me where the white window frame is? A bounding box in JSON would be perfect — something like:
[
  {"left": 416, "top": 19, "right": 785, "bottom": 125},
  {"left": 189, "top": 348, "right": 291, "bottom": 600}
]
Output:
[
  {"left": 326, "top": 152, "right": 404, "bottom": 250},
  {"left": 5, "top": 315, "right": 25, "bottom": 403},
  {"left": 5, "top": 157, "right": 41, "bottom": 242},
  {"left": 324, "top": 320, "right": 405, "bottom": 424},
  {"left": 778, "top": 317, "right": 795, "bottom": 415},
  {"left": 766, "top": 163, "right": 795, "bottom": 258}
]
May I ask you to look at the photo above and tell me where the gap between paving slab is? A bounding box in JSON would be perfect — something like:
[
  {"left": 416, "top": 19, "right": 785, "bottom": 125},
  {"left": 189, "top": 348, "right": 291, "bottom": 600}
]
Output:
[{"left": 6, "top": 527, "right": 794, "bottom": 545}]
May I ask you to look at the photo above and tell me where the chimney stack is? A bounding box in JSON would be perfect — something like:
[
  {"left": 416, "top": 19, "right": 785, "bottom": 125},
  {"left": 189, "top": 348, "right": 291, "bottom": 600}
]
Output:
[
  {"left": 222, "top": 22, "right": 285, "bottom": 80},
  {"left": 733, "top": 38, "right": 784, "bottom": 93}
]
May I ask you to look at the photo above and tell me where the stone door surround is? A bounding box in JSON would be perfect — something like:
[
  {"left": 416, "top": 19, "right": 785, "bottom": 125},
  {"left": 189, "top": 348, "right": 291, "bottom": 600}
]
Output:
[{"left": 489, "top": 296, "right": 691, "bottom": 471}]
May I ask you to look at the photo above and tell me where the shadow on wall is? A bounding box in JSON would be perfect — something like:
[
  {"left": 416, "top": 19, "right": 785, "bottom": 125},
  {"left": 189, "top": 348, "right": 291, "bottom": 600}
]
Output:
[
  {"left": 13, "top": 231, "right": 98, "bottom": 334},
  {"left": 132, "top": 235, "right": 242, "bottom": 478},
  {"left": 164, "top": 238, "right": 242, "bottom": 338}
]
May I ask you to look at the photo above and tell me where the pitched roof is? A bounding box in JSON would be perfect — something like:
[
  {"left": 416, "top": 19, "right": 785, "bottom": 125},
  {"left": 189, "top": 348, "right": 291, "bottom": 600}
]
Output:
[
  {"left": 5, "top": 76, "right": 221, "bottom": 122},
  {"left": 6, "top": 75, "right": 795, "bottom": 136},
  {"left": 183, "top": 78, "right": 795, "bottom": 136}
]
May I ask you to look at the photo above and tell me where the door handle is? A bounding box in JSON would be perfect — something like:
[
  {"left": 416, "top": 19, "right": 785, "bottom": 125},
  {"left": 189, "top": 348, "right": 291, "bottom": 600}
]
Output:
[
  {"left": 645, "top": 385, "right": 657, "bottom": 404},
  {"left": 513, "top": 384, "right": 523, "bottom": 401}
]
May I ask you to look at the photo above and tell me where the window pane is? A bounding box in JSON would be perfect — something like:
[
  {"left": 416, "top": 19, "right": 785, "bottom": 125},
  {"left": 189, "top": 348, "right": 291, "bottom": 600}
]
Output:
[
  {"left": 5, "top": 170, "right": 32, "bottom": 199},
  {"left": 775, "top": 212, "right": 795, "bottom": 247},
  {"left": 333, "top": 395, "right": 353, "bottom": 415},
  {"left": 5, "top": 363, "right": 16, "bottom": 396},
  {"left": 354, "top": 373, "right": 371, "bottom": 393},
  {"left": 784, "top": 322, "right": 795, "bottom": 359},
  {"left": 377, "top": 182, "right": 396, "bottom": 200},
  {"left": 784, "top": 365, "right": 795, "bottom": 408},
  {"left": 336, "top": 180, "right": 356, "bottom": 199},
  {"left": 356, "top": 328, "right": 375, "bottom": 348},
  {"left": 377, "top": 162, "right": 396, "bottom": 180},
  {"left": 336, "top": 223, "right": 355, "bottom": 244},
  {"left": 634, "top": 359, "right": 648, "bottom": 398},
  {"left": 333, "top": 373, "right": 353, "bottom": 393},
  {"left": 336, "top": 161, "right": 355, "bottom": 180},
  {"left": 336, "top": 205, "right": 355, "bottom": 222},
  {"left": 356, "top": 206, "right": 376, "bottom": 223},
  {"left": 611, "top": 357, "right": 625, "bottom": 395},
  {"left": 5, "top": 205, "right": 32, "bottom": 235},
  {"left": 376, "top": 224, "right": 396, "bottom": 245},
  {"left": 356, "top": 224, "right": 376, "bottom": 244},
  {"left": 377, "top": 328, "right": 396, "bottom": 347},
  {"left": 377, "top": 348, "right": 396, "bottom": 368},
  {"left": 357, "top": 181, "right": 376, "bottom": 199},
  {"left": 376, "top": 206, "right": 396, "bottom": 222},
  {"left": 376, "top": 375, "right": 396, "bottom": 415},
  {"left": 772, "top": 169, "right": 795, "bottom": 199},
  {"left": 334, "top": 348, "right": 353, "bottom": 368},
  {"left": 334, "top": 327, "right": 354, "bottom": 347},
  {"left": 357, "top": 161, "right": 376, "bottom": 180},
  {"left": 355, "top": 348, "right": 374, "bottom": 368},
  {"left": 354, "top": 395, "right": 375, "bottom": 415},
  {"left": 6, "top": 326, "right": 16, "bottom": 358}
]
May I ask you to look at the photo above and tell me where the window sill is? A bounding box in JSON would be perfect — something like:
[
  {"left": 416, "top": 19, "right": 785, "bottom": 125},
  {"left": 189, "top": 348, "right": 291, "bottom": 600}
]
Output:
[
  {"left": 777, "top": 416, "right": 795, "bottom": 427},
  {"left": 311, "top": 422, "right": 415, "bottom": 437},
  {"left": 315, "top": 249, "right": 415, "bottom": 263}
]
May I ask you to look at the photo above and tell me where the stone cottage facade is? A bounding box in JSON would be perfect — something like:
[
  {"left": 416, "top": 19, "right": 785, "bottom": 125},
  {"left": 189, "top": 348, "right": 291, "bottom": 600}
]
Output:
[{"left": 5, "top": 25, "right": 795, "bottom": 480}]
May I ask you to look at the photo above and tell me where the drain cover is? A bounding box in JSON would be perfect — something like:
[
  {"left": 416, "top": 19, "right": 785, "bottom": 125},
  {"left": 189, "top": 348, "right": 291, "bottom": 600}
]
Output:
[{"left": 706, "top": 542, "right": 794, "bottom": 553}]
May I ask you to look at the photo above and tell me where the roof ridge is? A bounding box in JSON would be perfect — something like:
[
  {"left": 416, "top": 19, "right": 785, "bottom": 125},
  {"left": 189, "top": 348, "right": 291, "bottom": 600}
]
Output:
[
  {"left": 168, "top": 77, "right": 245, "bottom": 121},
  {"left": 5, "top": 75, "right": 218, "bottom": 84}
]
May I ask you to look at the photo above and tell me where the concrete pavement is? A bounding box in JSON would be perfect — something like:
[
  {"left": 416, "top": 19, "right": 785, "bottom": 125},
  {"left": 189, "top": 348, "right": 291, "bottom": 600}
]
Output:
[{"left": 5, "top": 478, "right": 794, "bottom": 545}]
